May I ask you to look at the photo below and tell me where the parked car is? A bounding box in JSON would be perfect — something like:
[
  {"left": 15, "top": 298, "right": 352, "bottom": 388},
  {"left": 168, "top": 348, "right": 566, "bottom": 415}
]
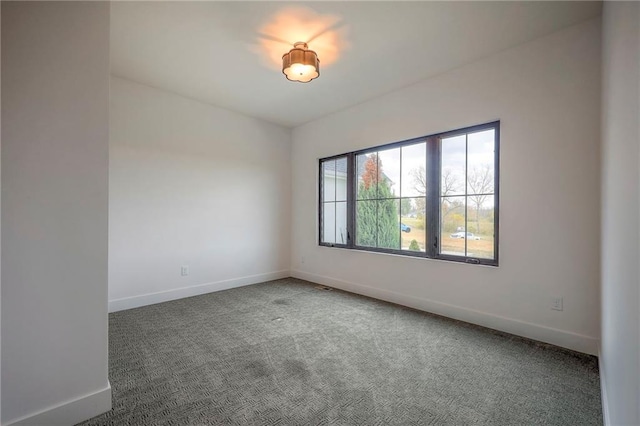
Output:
[
  {"left": 401, "top": 223, "right": 411, "bottom": 233},
  {"left": 450, "top": 231, "right": 480, "bottom": 240}
]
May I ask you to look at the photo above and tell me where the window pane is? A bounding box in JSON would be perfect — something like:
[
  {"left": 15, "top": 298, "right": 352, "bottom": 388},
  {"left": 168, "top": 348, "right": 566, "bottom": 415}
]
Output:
[
  {"left": 322, "top": 203, "right": 336, "bottom": 244},
  {"left": 467, "top": 129, "right": 495, "bottom": 196},
  {"left": 322, "top": 160, "right": 336, "bottom": 202},
  {"left": 401, "top": 197, "right": 426, "bottom": 252},
  {"left": 466, "top": 195, "right": 494, "bottom": 259},
  {"left": 401, "top": 142, "right": 426, "bottom": 197},
  {"left": 356, "top": 200, "right": 376, "bottom": 247},
  {"left": 335, "top": 157, "right": 347, "bottom": 202},
  {"left": 441, "top": 135, "right": 466, "bottom": 197},
  {"left": 378, "top": 148, "right": 400, "bottom": 198},
  {"left": 357, "top": 153, "right": 378, "bottom": 200},
  {"left": 377, "top": 199, "right": 400, "bottom": 249},
  {"left": 440, "top": 196, "right": 466, "bottom": 256},
  {"left": 336, "top": 201, "right": 347, "bottom": 245}
]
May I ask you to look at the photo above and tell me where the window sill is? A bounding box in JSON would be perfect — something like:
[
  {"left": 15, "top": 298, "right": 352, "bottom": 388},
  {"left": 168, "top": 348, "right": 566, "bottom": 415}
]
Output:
[{"left": 318, "top": 243, "right": 498, "bottom": 267}]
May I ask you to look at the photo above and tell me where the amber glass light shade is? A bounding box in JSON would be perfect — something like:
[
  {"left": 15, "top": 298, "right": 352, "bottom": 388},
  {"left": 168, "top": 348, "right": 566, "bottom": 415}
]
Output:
[{"left": 282, "top": 42, "right": 319, "bottom": 83}]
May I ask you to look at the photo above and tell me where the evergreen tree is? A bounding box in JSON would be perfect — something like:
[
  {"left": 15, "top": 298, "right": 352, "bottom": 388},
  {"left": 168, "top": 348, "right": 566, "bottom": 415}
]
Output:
[{"left": 356, "top": 154, "right": 400, "bottom": 249}]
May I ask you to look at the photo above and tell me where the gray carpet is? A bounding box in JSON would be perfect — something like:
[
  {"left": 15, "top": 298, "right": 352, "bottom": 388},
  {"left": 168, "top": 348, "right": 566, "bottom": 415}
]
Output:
[{"left": 79, "top": 278, "right": 602, "bottom": 425}]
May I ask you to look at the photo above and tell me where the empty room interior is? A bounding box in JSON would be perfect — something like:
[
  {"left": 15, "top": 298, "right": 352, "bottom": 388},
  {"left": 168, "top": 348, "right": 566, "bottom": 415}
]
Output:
[{"left": 1, "top": 1, "right": 639, "bottom": 425}]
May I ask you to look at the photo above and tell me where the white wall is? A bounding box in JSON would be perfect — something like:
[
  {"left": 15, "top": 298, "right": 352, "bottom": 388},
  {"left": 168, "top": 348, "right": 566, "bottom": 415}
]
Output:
[
  {"left": 1, "top": 4, "right": 3, "bottom": 422},
  {"left": 601, "top": 2, "right": 640, "bottom": 425},
  {"left": 1, "top": 2, "right": 111, "bottom": 425},
  {"left": 291, "top": 18, "right": 601, "bottom": 355},
  {"left": 108, "top": 77, "right": 291, "bottom": 311}
]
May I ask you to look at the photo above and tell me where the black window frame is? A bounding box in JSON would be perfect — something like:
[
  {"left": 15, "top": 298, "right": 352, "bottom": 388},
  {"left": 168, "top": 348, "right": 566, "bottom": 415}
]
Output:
[
  {"left": 318, "top": 155, "right": 351, "bottom": 248},
  {"left": 319, "top": 121, "right": 500, "bottom": 266}
]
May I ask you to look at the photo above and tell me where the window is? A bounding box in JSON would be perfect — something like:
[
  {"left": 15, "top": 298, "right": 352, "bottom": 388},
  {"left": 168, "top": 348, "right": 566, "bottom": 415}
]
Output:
[
  {"left": 320, "top": 156, "right": 348, "bottom": 246},
  {"left": 319, "top": 121, "right": 499, "bottom": 266}
]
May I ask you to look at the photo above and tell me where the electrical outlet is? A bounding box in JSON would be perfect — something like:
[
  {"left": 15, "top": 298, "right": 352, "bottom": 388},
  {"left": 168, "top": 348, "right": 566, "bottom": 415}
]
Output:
[
  {"left": 551, "top": 297, "right": 563, "bottom": 311},
  {"left": 181, "top": 265, "right": 189, "bottom": 276}
]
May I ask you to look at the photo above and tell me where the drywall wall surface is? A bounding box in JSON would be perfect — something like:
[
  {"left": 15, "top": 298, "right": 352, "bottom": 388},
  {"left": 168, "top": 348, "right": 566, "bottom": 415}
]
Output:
[
  {"left": 108, "top": 77, "right": 291, "bottom": 310},
  {"left": 601, "top": 2, "right": 640, "bottom": 424},
  {"left": 1, "top": 5, "right": 3, "bottom": 422},
  {"left": 291, "top": 19, "right": 601, "bottom": 354},
  {"left": 1, "top": 2, "right": 111, "bottom": 425}
]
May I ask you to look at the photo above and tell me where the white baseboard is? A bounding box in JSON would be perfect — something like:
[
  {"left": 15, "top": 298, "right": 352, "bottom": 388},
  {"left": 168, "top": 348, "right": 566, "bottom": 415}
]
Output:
[
  {"left": 109, "top": 270, "right": 290, "bottom": 312},
  {"left": 5, "top": 382, "right": 111, "bottom": 426},
  {"left": 291, "top": 270, "right": 599, "bottom": 355},
  {"left": 598, "top": 346, "right": 611, "bottom": 426}
]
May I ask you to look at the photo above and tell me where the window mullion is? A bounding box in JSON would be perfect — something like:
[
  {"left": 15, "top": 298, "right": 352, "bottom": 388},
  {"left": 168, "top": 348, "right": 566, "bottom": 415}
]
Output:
[
  {"left": 464, "top": 133, "right": 469, "bottom": 258},
  {"left": 426, "top": 136, "right": 440, "bottom": 258},
  {"left": 347, "top": 153, "right": 355, "bottom": 248},
  {"left": 494, "top": 125, "right": 500, "bottom": 262}
]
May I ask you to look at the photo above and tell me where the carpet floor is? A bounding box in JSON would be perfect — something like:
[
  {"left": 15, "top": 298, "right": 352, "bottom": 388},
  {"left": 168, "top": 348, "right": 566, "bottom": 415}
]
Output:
[{"left": 79, "top": 278, "right": 602, "bottom": 425}]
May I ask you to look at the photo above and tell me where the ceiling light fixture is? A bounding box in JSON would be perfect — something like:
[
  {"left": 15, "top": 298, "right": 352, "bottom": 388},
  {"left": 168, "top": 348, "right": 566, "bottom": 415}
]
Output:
[{"left": 282, "top": 42, "right": 319, "bottom": 83}]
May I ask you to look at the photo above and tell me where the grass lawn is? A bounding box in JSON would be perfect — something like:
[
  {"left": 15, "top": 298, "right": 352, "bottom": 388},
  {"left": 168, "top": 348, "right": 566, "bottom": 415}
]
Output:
[
  {"left": 400, "top": 217, "right": 426, "bottom": 252},
  {"left": 440, "top": 234, "right": 494, "bottom": 259},
  {"left": 400, "top": 217, "right": 494, "bottom": 258}
]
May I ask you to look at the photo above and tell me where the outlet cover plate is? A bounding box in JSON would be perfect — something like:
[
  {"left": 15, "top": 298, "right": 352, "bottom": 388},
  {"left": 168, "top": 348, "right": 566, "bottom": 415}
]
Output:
[{"left": 551, "top": 297, "right": 563, "bottom": 311}]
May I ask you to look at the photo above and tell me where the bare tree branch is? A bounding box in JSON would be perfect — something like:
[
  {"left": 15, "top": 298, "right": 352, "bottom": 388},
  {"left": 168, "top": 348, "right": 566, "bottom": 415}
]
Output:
[
  {"left": 411, "top": 166, "right": 427, "bottom": 196},
  {"left": 467, "top": 164, "right": 494, "bottom": 233},
  {"left": 442, "top": 168, "right": 461, "bottom": 197}
]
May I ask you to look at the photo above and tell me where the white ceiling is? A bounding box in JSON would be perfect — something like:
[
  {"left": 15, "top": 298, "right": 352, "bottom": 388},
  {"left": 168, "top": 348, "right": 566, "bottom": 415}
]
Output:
[{"left": 111, "top": 1, "right": 602, "bottom": 128}]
